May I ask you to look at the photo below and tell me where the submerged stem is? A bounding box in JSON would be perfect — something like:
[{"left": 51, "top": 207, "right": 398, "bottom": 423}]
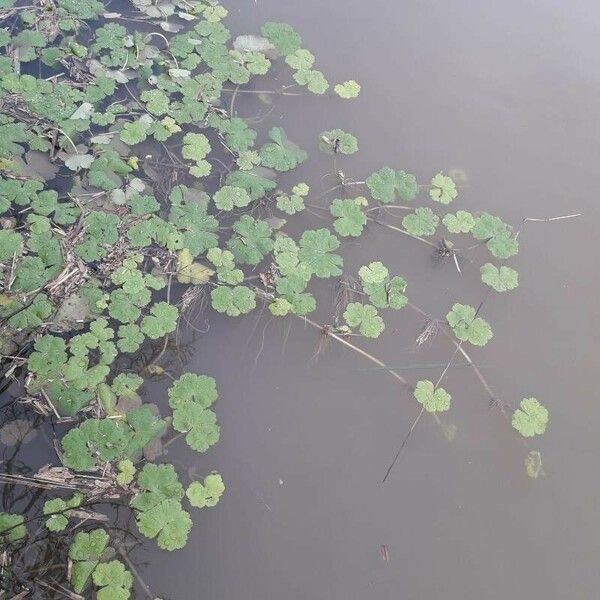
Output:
[{"left": 298, "top": 316, "right": 408, "bottom": 386}]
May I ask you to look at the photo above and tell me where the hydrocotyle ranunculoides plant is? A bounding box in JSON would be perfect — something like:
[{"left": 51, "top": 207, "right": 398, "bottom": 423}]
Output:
[{"left": 0, "top": 0, "right": 548, "bottom": 596}]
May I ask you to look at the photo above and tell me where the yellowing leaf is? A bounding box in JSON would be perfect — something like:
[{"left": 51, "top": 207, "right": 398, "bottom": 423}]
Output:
[{"left": 176, "top": 249, "right": 214, "bottom": 284}]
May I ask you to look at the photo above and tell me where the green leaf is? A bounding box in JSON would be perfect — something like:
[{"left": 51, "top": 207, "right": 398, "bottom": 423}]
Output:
[
  {"left": 0, "top": 28, "right": 11, "bottom": 47},
  {"left": 225, "top": 169, "right": 276, "bottom": 200},
  {"left": 298, "top": 228, "right": 343, "bottom": 278},
  {"left": 182, "top": 132, "right": 211, "bottom": 175},
  {"left": 292, "top": 183, "right": 309, "bottom": 196},
  {"left": 116, "top": 459, "right": 136, "bottom": 486},
  {"left": 388, "top": 276, "right": 408, "bottom": 310},
  {"left": 0, "top": 513, "right": 26, "bottom": 544},
  {"left": 28, "top": 335, "right": 67, "bottom": 378},
  {"left": 7, "top": 293, "right": 54, "bottom": 330},
  {"left": 319, "top": 129, "right": 358, "bottom": 155},
  {"left": 12, "top": 256, "right": 51, "bottom": 292},
  {"left": 276, "top": 192, "right": 305, "bottom": 215},
  {"left": 61, "top": 409, "right": 166, "bottom": 471},
  {"left": 117, "top": 324, "right": 145, "bottom": 353},
  {"left": 227, "top": 214, "right": 273, "bottom": 265},
  {"left": 128, "top": 193, "right": 160, "bottom": 215},
  {"left": 211, "top": 285, "right": 256, "bottom": 316},
  {"left": 59, "top": 0, "right": 104, "bottom": 19},
  {"left": 446, "top": 303, "right": 493, "bottom": 346},
  {"left": 429, "top": 172, "right": 457, "bottom": 204},
  {"left": 359, "top": 261, "right": 388, "bottom": 284},
  {"left": 44, "top": 492, "right": 82, "bottom": 531},
  {"left": 366, "top": 167, "right": 418, "bottom": 203},
  {"left": 402, "top": 207, "right": 439, "bottom": 236},
  {"left": 135, "top": 497, "right": 192, "bottom": 552},
  {"left": 259, "top": 126, "right": 307, "bottom": 172},
  {"left": 0, "top": 177, "right": 43, "bottom": 207},
  {"left": 69, "top": 529, "right": 109, "bottom": 593},
  {"left": 480, "top": 263, "right": 519, "bottom": 292},
  {"left": 92, "top": 561, "right": 133, "bottom": 600},
  {"left": 108, "top": 290, "right": 141, "bottom": 324},
  {"left": 46, "top": 381, "right": 93, "bottom": 416},
  {"left": 269, "top": 297, "right": 293, "bottom": 316},
  {"left": 275, "top": 267, "right": 315, "bottom": 313},
  {"left": 169, "top": 188, "right": 219, "bottom": 256},
  {"left": 293, "top": 68, "right": 328, "bottom": 94},
  {"left": 172, "top": 400, "right": 220, "bottom": 453},
  {"left": 202, "top": 4, "right": 228, "bottom": 21},
  {"left": 236, "top": 150, "right": 260, "bottom": 170},
  {"left": 111, "top": 373, "right": 143, "bottom": 397},
  {"left": 134, "top": 463, "right": 183, "bottom": 500},
  {"left": 396, "top": 170, "right": 419, "bottom": 201},
  {"left": 140, "top": 302, "right": 178, "bottom": 339},
  {"left": 442, "top": 210, "right": 475, "bottom": 233},
  {"left": 334, "top": 80, "right": 361, "bottom": 98},
  {"left": 166, "top": 374, "right": 220, "bottom": 454},
  {"left": 61, "top": 420, "right": 125, "bottom": 471},
  {"left": 27, "top": 214, "right": 51, "bottom": 235},
  {"left": 244, "top": 51, "right": 271, "bottom": 75},
  {"left": 140, "top": 89, "right": 170, "bottom": 115},
  {"left": 88, "top": 150, "right": 131, "bottom": 191},
  {"left": 472, "top": 213, "right": 519, "bottom": 259},
  {"left": 207, "top": 247, "right": 243, "bottom": 284},
  {"left": 64, "top": 153, "right": 94, "bottom": 171},
  {"left": 330, "top": 198, "right": 366, "bottom": 237},
  {"left": 213, "top": 185, "right": 251, "bottom": 211},
  {"left": 168, "top": 373, "right": 218, "bottom": 409},
  {"left": 208, "top": 114, "right": 257, "bottom": 153},
  {"left": 260, "top": 22, "right": 302, "bottom": 56},
  {"left": 120, "top": 119, "right": 151, "bottom": 145},
  {"left": 414, "top": 380, "right": 451, "bottom": 412},
  {"left": 366, "top": 167, "right": 396, "bottom": 204},
  {"left": 512, "top": 398, "right": 549, "bottom": 437},
  {"left": 131, "top": 464, "right": 192, "bottom": 551},
  {"left": 186, "top": 473, "right": 225, "bottom": 508},
  {"left": 152, "top": 116, "right": 181, "bottom": 141},
  {"left": 285, "top": 48, "right": 314, "bottom": 70},
  {"left": 176, "top": 248, "right": 214, "bottom": 284},
  {"left": 74, "top": 211, "right": 119, "bottom": 261},
  {"left": 343, "top": 302, "right": 384, "bottom": 338}
]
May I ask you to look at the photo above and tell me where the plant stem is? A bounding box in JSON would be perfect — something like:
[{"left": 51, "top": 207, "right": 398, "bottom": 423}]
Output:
[
  {"left": 298, "top": 316, "right": 408, "bottom": 386},
  {"left": 366, "top": 216, "right": 438, "bottom": 248},
  {"left": 222, "top": 88, "right": 304, "bottom": 96},
  {"left": 118, "top": 546, "right": 153, "bottom": 598}
]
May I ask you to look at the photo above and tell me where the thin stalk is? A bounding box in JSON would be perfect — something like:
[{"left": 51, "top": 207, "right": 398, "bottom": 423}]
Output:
[
  {"left": 118, "top": 546, "right": 153, "bottom": 598},
  {"left": 298, "top": 315, "right": 408, "bottom": 386},
  {"left": 382, "top": 334, "right": 464, "bottom": 484},
  {"left": 222, "top": 88, "right": 304, "bottom": 96},
  {"left": 366, "top": 216, "right": 438, "bottom": 248}
]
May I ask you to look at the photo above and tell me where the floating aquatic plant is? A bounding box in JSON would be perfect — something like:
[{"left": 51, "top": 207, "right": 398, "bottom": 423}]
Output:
[
  {"left": 512, "top": 398, "right": 549, "bottom": 437},
  {"left": 413, "top": 380, "right": 452, "bottom": 413},
  {"left": 187, "top": 473, "right": 225, "bottom": 508},
  {"left": 0, "top": 0, "right": 558, "bottom": 595},
  {"left": 446, "top": 303, "right": 493, "bottom": 346}
]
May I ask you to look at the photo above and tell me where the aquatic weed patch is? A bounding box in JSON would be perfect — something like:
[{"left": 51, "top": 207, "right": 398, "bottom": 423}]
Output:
[{"left": 0, "top": 0, "right": 567, "bottom": 596}]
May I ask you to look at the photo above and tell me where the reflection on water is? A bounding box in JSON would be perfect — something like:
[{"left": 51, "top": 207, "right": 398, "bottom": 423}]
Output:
[{"left": 140, "top": 1, "right": 599, "bottom": 599}]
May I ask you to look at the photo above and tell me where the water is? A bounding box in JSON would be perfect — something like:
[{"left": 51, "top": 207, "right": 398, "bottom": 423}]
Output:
[
  {"left": 133, "top": 1, "right": 600, "bottom": 598},
  {"left": 4, "top": 1, "right": 599, "bottom": 598}
]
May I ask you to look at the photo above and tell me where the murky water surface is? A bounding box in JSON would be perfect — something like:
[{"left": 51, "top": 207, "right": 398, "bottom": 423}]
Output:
[
  {"left": 5, "top": 1, "right": 600, "bottom": 598},
  {"left": 134, "top": 1, "right": 600, "bottom": 598}
]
